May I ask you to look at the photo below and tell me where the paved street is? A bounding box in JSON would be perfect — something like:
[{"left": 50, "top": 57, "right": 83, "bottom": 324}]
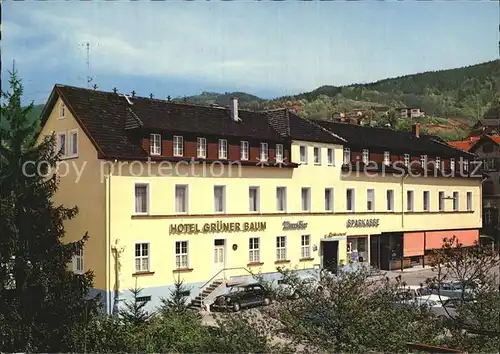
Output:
[{"left": 200, "top": 264, "right": 500, "bottom": 328}]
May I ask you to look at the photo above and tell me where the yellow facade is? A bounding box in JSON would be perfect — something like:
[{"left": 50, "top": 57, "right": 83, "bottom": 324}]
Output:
[{"left": 40, "top": 99, "right": 482, "bottom": 313}]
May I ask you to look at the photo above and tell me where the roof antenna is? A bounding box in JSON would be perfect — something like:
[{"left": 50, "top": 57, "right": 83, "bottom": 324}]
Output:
[
  {"left": 78, "top": 41, "right": 97, "bottom": 88},
  {"left": 149, "top": 93, "right": 154, "bottom": 99},
  {"left": 113, "top": 87, "right": 118, "bottom": 94},
  {"left": 167, "top": 95, "right": 171, "bottom": 102}
]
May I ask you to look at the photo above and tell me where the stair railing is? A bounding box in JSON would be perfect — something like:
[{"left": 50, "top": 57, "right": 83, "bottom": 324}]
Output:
[{"left": 198, "top": 267, "right": 254, "bottom": 309}]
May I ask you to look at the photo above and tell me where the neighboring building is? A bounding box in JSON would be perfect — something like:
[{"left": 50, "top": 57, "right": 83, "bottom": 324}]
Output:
[
  {"left": 399, "top": 107, "right": 425, "bottom": 119},
  {"left": 38, "top": 84, "right": 481, "bottom": 314},
  {"left": 449, "top": 134, "right": 500, "bottom": 245}
]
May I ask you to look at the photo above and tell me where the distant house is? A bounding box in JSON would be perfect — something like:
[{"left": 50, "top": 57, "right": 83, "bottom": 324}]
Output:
[
  {"left": 399, "top": 107, "right": 425, "bottom": 119},
  {"left": 449, "top": 133, "right": 500, "bottom": 246},
  {"left": 471, "top": 106, "right": 500, "bottom": 135}
]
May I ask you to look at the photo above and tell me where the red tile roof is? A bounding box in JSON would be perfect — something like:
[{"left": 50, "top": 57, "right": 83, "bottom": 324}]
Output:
[
  {"left": 448, "top": 134, "right": 500, "bottom": 152},
  {"left": 448, "top": 137, "right": 480, "bottom": 152}
]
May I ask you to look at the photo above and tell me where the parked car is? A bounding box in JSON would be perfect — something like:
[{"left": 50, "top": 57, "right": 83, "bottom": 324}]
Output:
[
  {"left": 428, "top": 280, "right": 478, "bottom": 299},
  {"left": 431, "top": 298, "right": 478, "bottom": 327},
  {"left": 210, "top": 282, "right": 272, "bottom": 312},
  {"left": 395, "top": 285, "right": 450, "bottom": 309},
  {"left": 275, "top": 271, "right": 323, "bottom": 299}
]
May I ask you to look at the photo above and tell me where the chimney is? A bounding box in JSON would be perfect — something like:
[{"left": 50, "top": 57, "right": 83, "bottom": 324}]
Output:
[
  {"left": 412, "top": 123, "right": 420, "bottom": 138},
  {"left": 230, "top": 97, "right": 241, "bottom": 121}
]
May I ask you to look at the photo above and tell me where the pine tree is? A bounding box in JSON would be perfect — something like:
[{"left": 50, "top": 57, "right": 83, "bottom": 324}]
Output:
[
  {"left": 119, "top": 282, "right": 151, "bottom": 325},
  {"left": 0, "top": 72, "right": 97, "bottom": 352},
  {"left": 159, "top": 275, "right": 190, "bottom": 314}
]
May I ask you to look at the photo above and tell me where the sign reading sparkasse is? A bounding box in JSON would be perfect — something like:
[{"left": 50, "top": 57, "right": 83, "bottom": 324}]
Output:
[
  {"left": 169, "top": 221, "right": 266, "bottom": 234},
  {"left": 346, "top": 218, "right": 380, "bottom": 228}
]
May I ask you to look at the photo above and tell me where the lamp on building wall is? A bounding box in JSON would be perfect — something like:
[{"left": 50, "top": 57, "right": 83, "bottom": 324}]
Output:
[{"left": 312, "top": 244, "right": 318, "bottom": 251}]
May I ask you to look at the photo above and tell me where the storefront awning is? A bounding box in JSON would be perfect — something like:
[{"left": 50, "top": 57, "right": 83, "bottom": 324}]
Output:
[
  {"left": 403, "top": 232, "right": 425, "bottom": 257},
  {"left": 425, "top": 229, "right": 479, "bottom": 250}
]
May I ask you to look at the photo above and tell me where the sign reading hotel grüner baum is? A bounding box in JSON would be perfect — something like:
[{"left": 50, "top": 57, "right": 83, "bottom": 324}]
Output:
[{"left": 169, "top": 221, "right": 266, "bottom": 234}]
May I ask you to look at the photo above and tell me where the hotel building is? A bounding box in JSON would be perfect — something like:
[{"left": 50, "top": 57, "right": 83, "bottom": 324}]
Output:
[{"left": 38, "top": 85, "right": 482, "bottom": 313}]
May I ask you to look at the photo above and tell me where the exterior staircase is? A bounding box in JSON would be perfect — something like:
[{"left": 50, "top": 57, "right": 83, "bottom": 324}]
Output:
[{"left": 190, "top": 279, "right": 227, "bottom": 311}]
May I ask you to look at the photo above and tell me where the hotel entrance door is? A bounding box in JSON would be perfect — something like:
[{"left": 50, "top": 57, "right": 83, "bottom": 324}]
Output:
[
  {"left": 213, "top": 239, "right": 226, "bottom": 278},
  {"left": 321, "top": 240, "right": 339, "bottom": 274}
]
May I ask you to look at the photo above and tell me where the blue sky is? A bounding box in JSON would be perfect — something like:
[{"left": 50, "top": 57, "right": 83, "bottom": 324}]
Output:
[{"left": 2, "top": 1, "right": 498, "bottom": 104}]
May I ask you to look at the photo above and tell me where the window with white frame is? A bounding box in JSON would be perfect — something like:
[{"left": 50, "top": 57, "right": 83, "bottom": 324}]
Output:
[
  {"left": 249, "top": 237, "right": 260, "bottom": 263},
  {"left": 406, "top": 190, "right": 414, "bottom": 211},
  {"left": 436, "top": 157, "right": 441, "bottom": 170},
  {"left": 301, "top": 187, "right": 311, "bottom": 212},
  {"left": 241, "top": 141, "right": 249, "bottom": 160},
  {"left": 276, "top": 187, "right": 287, "bottom": 212},
  {"left": 386, "top": 189, "right": 394, "bottom": 211},
  {"left": 249, "top": 187, "right": 260, "bottom": 212},
  {"left": 276, "top": 236, "right": 287, "bottom": 261},
  {"left": 343, "top": 148, "right": 351, "bottom": 164},
  {"left": 362, "top": 149, "right": 369, "bottom": 164},
  {"left": 173, "top": 135, "right": 184, "bottom": 156},
  {"left": 59, "top": 102, "right": 66, "bottom": 118},
  {"left": 346, "top": 188, "right": 355, "bottom": 212},
  {"left": 197, "top": 137, "right": 206, "bottom": 158},
  {"left": 301, "top": 235, "right": 311, "bottom": 259},
  {"left": 367, "top": 189, "right": 375, "bottom": 211},
  {"left": 73, "top": 244, "right": 84, "bottom": 274},
  {"left": 404, "top": 154, "right": 410, "bottom": 167},
  {"left": 450, "top": 158, "right": 455, "bottom": 171},
  {"left": 175, "top": 241, "right": 189, "bottom": 269},
  {"left": 420, "top": 155, "right": 427, "bottom": 168},
  {"left": 218, "top": 139, "right": 228, "bottom": 159},
  {"left": 214, "top": 186, "right": 226, "bottom": 213},
  {"left": 438, "top": 191, "right": 445, "bottom": 211},
  {"left": 466, "top": 192, "right": 472, "bottom": 211},
  {"left": 453, "top": 191, "right": 459, "bottom": 211},
  {"left": 276, "top": 144, "right": 284, "bottom": 163},
  {"left": 325, "top": 188, "right": 333, "bottom": 211},
  {"left": 300, "top": 146, "right": 308, "bottom": 164},
  {"left": 423, "top": 191, "right": 430, "bottom": 211},
  {"left": 260, "top": 142, "right": 268, "bottom": 161},
  {"left": 327, "top": 148, "right": 334, "bottom": 166},
  {"left": 150, "top": 133, "right": 161, "bottom": 155},
  {"left": 384, "top": 151, "right": 390, "bottom": 165},
  {"left": 69, "top": 130, "right": 78, "bottom": 157},
  {"left": 57, "top": 133, "right": 67, "bottom": 157},
  {"left": 134, "top": 184, "right": 149, "bottom": 214},
  {"left": 175, "top": 185, "right": 188, "bottom": 213},
  {"left": 314, "top": 147, "right": 321, "bottom": 164},
  {"left": 134, "top": 243, "right": 150, "bottom": 273}
]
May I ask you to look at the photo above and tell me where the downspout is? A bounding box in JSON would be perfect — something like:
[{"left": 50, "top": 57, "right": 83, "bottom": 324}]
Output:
[
  {"left": 401, "top": 173, "right": 409, "bottom": 272},
  {"left": 105, "top": 161, "right": 115, "bottom": 314}
]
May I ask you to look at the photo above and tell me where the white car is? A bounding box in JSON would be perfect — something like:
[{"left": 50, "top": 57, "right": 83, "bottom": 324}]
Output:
[
  {"left": 396, "top": 285, "right": 450, "bottom": 308},
  {"left": 275, "top": 271, "right": 322, "bottom": 299}
]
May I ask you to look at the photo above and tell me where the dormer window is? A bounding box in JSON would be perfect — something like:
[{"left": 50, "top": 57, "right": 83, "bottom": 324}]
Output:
[
  {"left": 404, "top": 154, "right": 410, "bottom": 167},
  {"left": 218, "top": 139, "right": 228, "bottom": 159},
  {"left": 343, "top": 148, "right": 351, "bottom": 164},
  {"left": 260, "top": 142, "right": 268, "bottom": 161},
  {"left": 173, "top": 136, "right": 184, "bottom": 157},
  {"left": 383, "top": 151, "right": 390, "bottom": 165},
  {"left": 150, "top": 134, "right": 161, "bottom": 155},
  {"left": 420, "top": 155, "right": 427, "bottom": 168},
  {"left": 436, "top": 157, "right": 441, "bottom": 170},
  {"left": 197, "top": 137, "right": 206, "bottom": 158},
  {"left": 58, "top": 102, "right": 66, "bottom": 119},
  {"left": 240, "top": 141, "right": 249, "bottom": 160},
  {"left": 362, "top": 149, "right": 369, "bottom": 164},
  {"left": 275, "top": 144, "right": 284, "bottom": 163}
]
